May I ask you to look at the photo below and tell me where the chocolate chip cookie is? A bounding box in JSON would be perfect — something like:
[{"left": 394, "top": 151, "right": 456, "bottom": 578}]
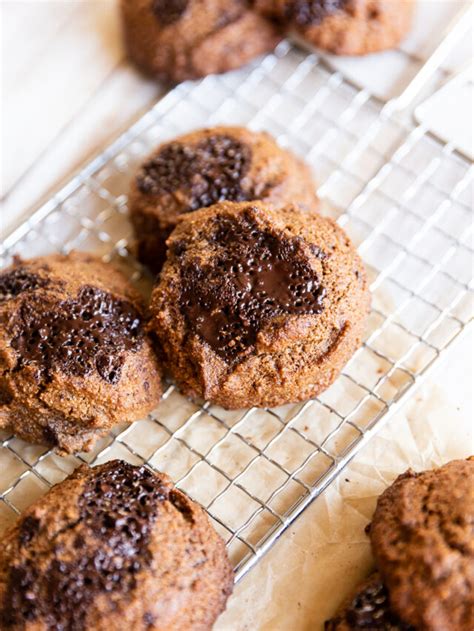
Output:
[
  {"left": 149, "top": 200, "right": 369, "bottom": 409},
  {"left": 0, "top": 253, "right": 162, "bottom": 453},
  {"left": 256, "top": 0, "right": 415, "bottom": 55},
  {"left": 129, "top": 126, "right": 318, "bottom": 274},
  {"left": 120, "top": 0, "right": 282, "bottom": 82},
  {"left": 370, "top": 458, "right": 474, "bottom": 631},
  {"left": 0, "top": 460, "right": 233, "bottom": 630}
]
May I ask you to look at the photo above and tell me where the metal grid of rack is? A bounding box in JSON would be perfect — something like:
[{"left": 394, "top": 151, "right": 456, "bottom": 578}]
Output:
[{"left": 1, "top": 33, "right": 472, "bottom": 582}]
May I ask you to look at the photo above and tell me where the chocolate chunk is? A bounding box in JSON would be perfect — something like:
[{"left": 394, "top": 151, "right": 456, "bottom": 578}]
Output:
[
  {"left": 179, "top": 212, "right": 325, "bottom": 361},
  {"left": 151, "top": 0, "right": 189, "bottom": 25},
  {"left": 0, "top": 268, "right": 50, "bottom": 302},
  {"left": 10, "top": 285, "right": 143, "bottom": 384},
  {"left": 345, "top": 578, "right": 414, "bottom": 629},
  {"left": 286, "top": 0, "right": 347, "bottom": 27},
  {"left": 136, "top": 135, "right": 252, "bottom": 211}
]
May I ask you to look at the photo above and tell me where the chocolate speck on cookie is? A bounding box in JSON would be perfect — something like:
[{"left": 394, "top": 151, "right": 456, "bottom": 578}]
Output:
[
  {"left": 151, "top": 0, "right": 189, "bottom": 25},
  {"left": 0, "top": 267, "right": 50, "bottom": 302},
  {"left": 18, "top": 517, "right": 41, "bottom": 547}
]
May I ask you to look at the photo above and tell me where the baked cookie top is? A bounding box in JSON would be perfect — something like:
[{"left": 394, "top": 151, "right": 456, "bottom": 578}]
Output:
[
  {"left": 120, "top": 0, "right": 282, "bottom": 82},
  {"left": 256, "top": 0, "right": 415, "bottom": 55},
  {"left": 0, "top": 254, "right": 143, "bottom": 384},
  {"left": 0, "top": 460, "right": 233, "bottom": 631}
]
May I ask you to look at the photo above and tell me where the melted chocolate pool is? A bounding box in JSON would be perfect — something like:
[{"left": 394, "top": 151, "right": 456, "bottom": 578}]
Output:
[{"left": 179, "top": 212, "right": 325, "bottom": 361}]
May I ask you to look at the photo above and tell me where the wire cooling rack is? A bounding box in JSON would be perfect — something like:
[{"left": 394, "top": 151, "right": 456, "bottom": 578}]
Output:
[{"left": 1, "top": 32, "right": 473, "bottom": 582}]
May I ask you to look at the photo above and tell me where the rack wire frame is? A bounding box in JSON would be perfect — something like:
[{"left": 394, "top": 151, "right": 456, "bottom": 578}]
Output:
[{"left": 1, "top": 38, "right": 473, "bottom": 583}]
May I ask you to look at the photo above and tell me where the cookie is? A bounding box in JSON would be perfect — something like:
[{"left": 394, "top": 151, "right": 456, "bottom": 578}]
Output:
[
  {"left": 369, "top": 458, "right": 474, "bottom": 631},
  {"left": 0, "top": 253, "right": 162, "bottom": 453},
  {"left": 324, "top": 572, "right": 413, "bottom": 630},
  {"left": 129, "top": 126, "right": 318, "bottom": 274},
  {"left": 256, "top": 0, "right": 415, "bottom": 55},
  {"left": 149, "top": 200, "right": 369, "bottom": 409},
  {"left": 120, "top": 0, "right": 282, "bottom": 83},
  {"left": 0, "top": 460, "right": 233, "bottom": 630}
]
